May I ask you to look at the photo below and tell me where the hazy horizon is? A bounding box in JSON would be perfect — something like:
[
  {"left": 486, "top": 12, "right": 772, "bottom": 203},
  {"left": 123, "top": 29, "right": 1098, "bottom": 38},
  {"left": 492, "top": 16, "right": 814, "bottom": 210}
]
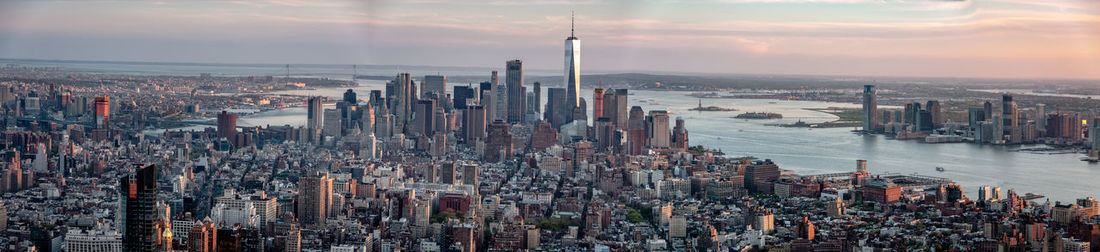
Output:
[{"left": 1, "top": 0, "right": 1098, "bottom": 80}]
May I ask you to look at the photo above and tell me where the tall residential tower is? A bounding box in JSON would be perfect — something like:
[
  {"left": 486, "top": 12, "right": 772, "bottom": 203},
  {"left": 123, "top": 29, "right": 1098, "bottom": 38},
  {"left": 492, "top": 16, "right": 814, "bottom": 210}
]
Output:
[{"left": 862, "top": 85, "right": 878, "bottom": 132}]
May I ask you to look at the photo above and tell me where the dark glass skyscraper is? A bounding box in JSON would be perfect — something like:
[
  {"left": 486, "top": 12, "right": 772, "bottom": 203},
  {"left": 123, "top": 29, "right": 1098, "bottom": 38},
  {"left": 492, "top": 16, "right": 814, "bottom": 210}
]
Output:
[
  {"left": 120, "top": 164, "right": 162, "bottom": 252},
  {"left": 343, "top": 89, "right": 357, "bottom": 104},
  {"left": 453, "top": 85, "right": 474, "bottom": 110},
  {"left": 546, "top": 88, "right": 569, "bottom": 128}
]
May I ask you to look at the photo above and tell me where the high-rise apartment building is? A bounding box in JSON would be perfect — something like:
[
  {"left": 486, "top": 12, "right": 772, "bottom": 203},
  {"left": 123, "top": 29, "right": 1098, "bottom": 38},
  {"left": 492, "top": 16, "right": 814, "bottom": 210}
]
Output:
[
  {"left": 217, "top": 111, "right": 237, "bottom": 139},
  {"left": 1002, "top": 94, "right": 1018, "bottom": 135},
  {"left": 485, "top": 121, "right": 513, "bottom": 163},
  {"left": 926, "top": 100, "right": 942, "bottom": 128},
  {"left": 298, "top": 171, "right": 333, "bottom": 229},
  {"left": 862, "top": 85, "right": 878, "bottom": 132}
]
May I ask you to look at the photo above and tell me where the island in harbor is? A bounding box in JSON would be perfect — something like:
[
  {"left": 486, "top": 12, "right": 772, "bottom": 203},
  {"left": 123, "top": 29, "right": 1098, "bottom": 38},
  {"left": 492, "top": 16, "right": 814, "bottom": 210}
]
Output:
[
  {"left": 688, "top": 99, "right": 738, "bottom": 112},
  {"left": 734, "top": 112, "right": 783, "bottom": 119}
]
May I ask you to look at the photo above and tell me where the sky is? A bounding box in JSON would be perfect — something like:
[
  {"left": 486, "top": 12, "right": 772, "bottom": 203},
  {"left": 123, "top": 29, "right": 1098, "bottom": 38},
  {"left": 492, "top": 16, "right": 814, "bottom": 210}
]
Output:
[{"left": 0, "top": 0, "right": 1098, "bottom": 79}]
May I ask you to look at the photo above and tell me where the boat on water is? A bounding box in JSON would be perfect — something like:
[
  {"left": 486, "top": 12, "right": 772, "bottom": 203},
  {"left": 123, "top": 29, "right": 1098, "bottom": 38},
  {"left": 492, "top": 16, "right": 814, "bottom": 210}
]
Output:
[{"left": 936, "top": 166, "right": 945, "bottom": 172}]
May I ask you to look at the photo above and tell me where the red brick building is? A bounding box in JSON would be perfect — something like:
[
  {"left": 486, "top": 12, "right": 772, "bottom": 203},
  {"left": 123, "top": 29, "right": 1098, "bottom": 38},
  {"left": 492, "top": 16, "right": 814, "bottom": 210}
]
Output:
[{"left": 863, "top": 180, "right": 901, "bottom": 203}]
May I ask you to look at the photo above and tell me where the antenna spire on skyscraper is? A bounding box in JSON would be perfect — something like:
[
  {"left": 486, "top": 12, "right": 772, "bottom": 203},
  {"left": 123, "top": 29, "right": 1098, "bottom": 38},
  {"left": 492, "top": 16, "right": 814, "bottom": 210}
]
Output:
[{"left": 571, "top": 11, "right": 575, "bottom": 38}]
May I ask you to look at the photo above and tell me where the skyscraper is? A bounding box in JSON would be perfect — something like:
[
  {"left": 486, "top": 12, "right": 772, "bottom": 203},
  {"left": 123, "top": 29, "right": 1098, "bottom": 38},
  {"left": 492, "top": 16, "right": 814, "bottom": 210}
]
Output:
[
  {"left": 1036, "top": 103, "right": 1046, "bottom": 132},
  {"left": 492, "top": 71, "right": 508, "bottom": 122},
  {"left": 671, "top": 117, "right": 688, "bottom": 150},
  {"left": 626, "top": 106, "right": 647, "bottom": 155},
  {"left": 322, "top": 108, "right": 341, "bottom": 138},
  {"left": 545, "top": 88, "right": 569, "bottom": 128},
  {"left": 594, "top": 118, "right": 615, "bottom": 152},
  {"left": 593, "top": 88, "right": 605, "bottom": 120},
  {"left": 94, "top": 96, "right": 110, "bottom": 129},
  {"left": 387, "top": 73, "right": 416, "bottom": 133},
  {"left": 307, "top": 96, "right": 324, "bottom": 142},
  {"left": 968, "top": 107, "right": 986, "bottom": 130},
  {"left": 564, "top": 12, "right": 581, "bottom": 110},
  {"left": 343, "top": 89, "right": 357, "bottom": 104},
  {"left": 485, "top": 121, "right": 513, "bottom": 163},
  {"left": 480, "top": 81, "right": 496, "bottom": 123},
  {"left": 120, "top": 164, "right": 168, "bottom": 251},
  {"left": 360, "top": 103, "right": 375, "bottom": 134},
  {"left": 216, "top": 111, "right": 237, "bottom": 140},
  {"left": 297, "top": 171, "right": 332, "bottom": 229},
  {"left": 1002, "top": 94, "right": 1018, "bottom": 136},
  {"left": 926, "top": 100, "right": 942, "bottom": 128},
  {"left": 646, "top": 110, "right": 671, "bottom": 148},
  {"left": 983, "top": 100, "right": 994, "bottom": 119},
  {"left": 862, "top": 85, "right": 877, "bottom": 132},
  {"left": 422, "top": 75, "right": 446, "bottom": 97},
  {"left": 453, "top": 85, "right": 475, "bottom": 110},
  {"left": 463, "top": 105, "right": 486, "bottom": 144},
  {"left": 506, "top": 60, "right": 525, "bottom": 123},
  {"left": 413, "top": 99, "right": 437, "bottom": 136},
  {"left": 603, "top": 89, "right": 628, "bottom": 128},
  {"left": 532, "top": 82, "right": 541, "bottom": 113}
]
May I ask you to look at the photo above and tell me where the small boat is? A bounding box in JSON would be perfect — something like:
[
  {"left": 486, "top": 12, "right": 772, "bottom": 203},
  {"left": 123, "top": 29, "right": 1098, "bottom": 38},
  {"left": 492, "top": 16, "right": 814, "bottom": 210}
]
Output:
[{"left": 936, "top": 166, "right": 945, "bottom": 172}]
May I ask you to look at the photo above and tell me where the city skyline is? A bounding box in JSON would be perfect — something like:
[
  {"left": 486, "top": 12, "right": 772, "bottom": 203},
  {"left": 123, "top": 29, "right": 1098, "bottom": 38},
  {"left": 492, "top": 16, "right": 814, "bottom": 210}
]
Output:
[
  {"left": 4, "top": 1, "right": 1100, "bottom": 251},
  {"left": 1, "top": 0, "right": 1098, "bottom": 79}
]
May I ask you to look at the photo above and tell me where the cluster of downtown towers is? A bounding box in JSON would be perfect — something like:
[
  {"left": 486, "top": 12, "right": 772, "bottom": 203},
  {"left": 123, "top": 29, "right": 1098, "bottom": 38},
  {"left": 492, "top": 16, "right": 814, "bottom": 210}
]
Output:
[
  {"left": 291, "top": 24, "right": 686, "bottom": 160},
  {"left": 861, "top": 85, "right": 1095, "bottom": 145}
]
